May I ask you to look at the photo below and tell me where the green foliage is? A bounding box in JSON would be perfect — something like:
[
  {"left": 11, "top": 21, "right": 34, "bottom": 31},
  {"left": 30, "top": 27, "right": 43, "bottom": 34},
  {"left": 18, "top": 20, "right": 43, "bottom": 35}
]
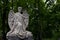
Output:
[{"left": 0, "top": 0, "right": 60, "bottom": 40}]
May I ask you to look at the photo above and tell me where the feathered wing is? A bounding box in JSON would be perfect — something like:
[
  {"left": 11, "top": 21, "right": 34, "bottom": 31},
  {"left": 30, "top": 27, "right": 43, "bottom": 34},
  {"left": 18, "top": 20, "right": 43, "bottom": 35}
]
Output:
[
  {"left": 23, "top": 10, "right": 29, "bottom": 28},
  {"left": 8, "top": 10, "right": 14, "bottom": 29},
  {"left": 22, "top": 10, "right": 33, "bottom": 38}
]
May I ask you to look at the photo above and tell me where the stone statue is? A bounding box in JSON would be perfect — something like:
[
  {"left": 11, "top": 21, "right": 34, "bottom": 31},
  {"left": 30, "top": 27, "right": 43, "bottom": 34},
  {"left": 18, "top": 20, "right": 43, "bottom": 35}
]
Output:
[{"left": 6, "top": 7, "right": 33, "bottom": 40}]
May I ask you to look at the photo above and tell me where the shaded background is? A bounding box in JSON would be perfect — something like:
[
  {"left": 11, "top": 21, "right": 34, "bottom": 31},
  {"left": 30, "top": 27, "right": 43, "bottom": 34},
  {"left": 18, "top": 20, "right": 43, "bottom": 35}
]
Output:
[{"left": 0, "top": 0, "right": 60, "bottom": 40}]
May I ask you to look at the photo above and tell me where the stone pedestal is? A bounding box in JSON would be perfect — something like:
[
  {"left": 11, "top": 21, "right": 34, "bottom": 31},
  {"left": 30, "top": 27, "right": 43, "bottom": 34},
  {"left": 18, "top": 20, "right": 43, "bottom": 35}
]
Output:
[
  {"left": 7, "top": 36, "right": 21, "bottom": 40},
  {"left": 6, "top": 36, "right": 33, "bottom": 40}
]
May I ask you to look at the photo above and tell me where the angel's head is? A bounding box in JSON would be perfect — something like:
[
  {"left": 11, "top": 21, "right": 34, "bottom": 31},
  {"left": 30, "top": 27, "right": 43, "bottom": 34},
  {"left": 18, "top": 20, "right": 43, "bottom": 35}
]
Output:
[{"left": 18, "top": 7, "right": 22, "bottom": 12}]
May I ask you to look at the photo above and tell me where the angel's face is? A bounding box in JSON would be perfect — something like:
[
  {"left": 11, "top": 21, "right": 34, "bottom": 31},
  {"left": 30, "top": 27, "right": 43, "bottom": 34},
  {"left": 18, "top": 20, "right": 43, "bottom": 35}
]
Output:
[{"left": 18, "top": 7, "right": 22, "bottom": 12}]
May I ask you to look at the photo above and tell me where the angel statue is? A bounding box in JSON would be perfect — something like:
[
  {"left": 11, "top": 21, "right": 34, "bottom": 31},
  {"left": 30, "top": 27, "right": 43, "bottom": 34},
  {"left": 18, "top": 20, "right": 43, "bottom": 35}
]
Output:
[{"left": 6, "top": 7, "right": 33, "bottom": 40}]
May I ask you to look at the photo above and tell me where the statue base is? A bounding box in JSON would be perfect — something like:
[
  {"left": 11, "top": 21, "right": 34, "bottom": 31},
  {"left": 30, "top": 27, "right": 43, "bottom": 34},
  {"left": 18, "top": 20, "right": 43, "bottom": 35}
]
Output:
[{"left": 6, "top": 36, "right": 33, "bottom": 40}]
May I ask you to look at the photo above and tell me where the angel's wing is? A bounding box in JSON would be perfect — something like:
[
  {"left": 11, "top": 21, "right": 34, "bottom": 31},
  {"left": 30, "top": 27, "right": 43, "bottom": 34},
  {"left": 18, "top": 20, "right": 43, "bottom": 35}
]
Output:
[
  {"left": 8, "top": 10, "right": 14, "bottom": 29},
  {"left": 23, "top": 10, "right": 29, "bottom": 18},
  {"left": 22, "top": 10, "right": 29, "bottom": 28}
]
